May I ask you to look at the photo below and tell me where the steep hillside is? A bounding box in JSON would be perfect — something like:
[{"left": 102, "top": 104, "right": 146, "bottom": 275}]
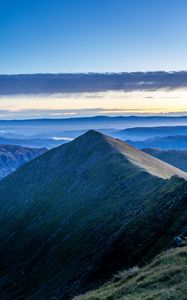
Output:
[
  {"left": 0, "top": 144, "right": 47, "bottom": 179},
  {"left": 0, "top": 131, "right": 187, "bottom": 299},
  {"left": 143, "top": 148, "right": 187, "bottom": 172},
  {"left": 75, "top": 245, "right": 187, "bottom": 300}
]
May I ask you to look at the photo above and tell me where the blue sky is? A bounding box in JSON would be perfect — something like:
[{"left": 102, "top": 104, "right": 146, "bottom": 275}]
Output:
[{"left": 0, "top": 0, "right": 187, "bottom": 74}]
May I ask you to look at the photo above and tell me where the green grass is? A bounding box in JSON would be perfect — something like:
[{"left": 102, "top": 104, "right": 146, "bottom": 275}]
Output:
[{"left": 75, "top": 245, "right": 187, "bottom": 300}]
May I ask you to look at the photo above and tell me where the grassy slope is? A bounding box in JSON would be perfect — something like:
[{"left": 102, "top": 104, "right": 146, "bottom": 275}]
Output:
[
  {"left": 107, "top": 136, "right": 187, "bottom": 179},
  {"left": 0, "top": 131, "right": 187, "bottom": 299},
  {"left": 75, "top": 245, "right": 187, "bottom": 300},
  {"left": 143, "top": 148, "right": 187, "bottom": 172}
]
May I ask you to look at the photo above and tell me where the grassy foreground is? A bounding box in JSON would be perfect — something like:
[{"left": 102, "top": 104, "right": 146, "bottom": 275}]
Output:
[{"left": 75, "top": 245, "right": 187, "bottom": 300}]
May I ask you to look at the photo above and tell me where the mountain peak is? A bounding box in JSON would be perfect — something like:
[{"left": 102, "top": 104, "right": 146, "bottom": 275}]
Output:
[
  {"left": 70, "top": 129, "right": 108, "bottom": 147},
  {"left": 83, "top": 129, "right": 103, "bottom": 138},
  {"left": 73, "top": 130, "right": 187, "bottom": 180}
]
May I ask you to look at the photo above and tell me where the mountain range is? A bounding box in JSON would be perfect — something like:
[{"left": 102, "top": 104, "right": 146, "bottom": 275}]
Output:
[
  {"left": 115, "top": 125, "right": 187, "bottom": 140},
  {"left": 0, "top": 144, "right": 46, "bottom": 179},
  {"left": 1, "top": 116, "right": 187, "bottom": 131},
  {"left": 1, "top": 118, "right": 187, "bottom": 151},
  {"left": 0, "top": 131, "right": 187, "bottom": 299},
  {"left": 129, "top": 135, "right": 187, "bottom": 150}
]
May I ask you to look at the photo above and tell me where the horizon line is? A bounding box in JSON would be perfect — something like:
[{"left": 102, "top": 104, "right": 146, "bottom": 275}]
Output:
[
  {"left": 1, "top": 70, "right": 187, "bottom": 76},
  {"left": 1, "top": 115, "right": 187, "bottom": 122}
]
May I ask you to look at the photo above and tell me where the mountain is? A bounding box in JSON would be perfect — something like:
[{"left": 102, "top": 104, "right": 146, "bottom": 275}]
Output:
[
  {"left": 0, "top": 131, "right": 187, "bottom": 299},
  {"left": 115, "top": 126, "right": 187, "bottom": 141},
  {"left": 143, "top": 148, "right": 187, "bottom": 172},
  {"left": 0, "top": 72, "right": 187, "bottom": 94},
  {"left": 0, "top": 144, "right": 47, "bottom": 179},
  {"left": 128, "top": 135, "right": 187, "bottom": 149},
  {"left": 75, "top": 244, "right": 187, "bottom": 300}
]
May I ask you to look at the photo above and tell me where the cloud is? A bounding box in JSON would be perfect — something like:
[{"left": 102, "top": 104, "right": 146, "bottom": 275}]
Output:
[
  {"left": 0, "top": 88, "right": 187, "bottom": 119},
  {"left": 52, "top": 137, "right": 73, "bottom": 141}
]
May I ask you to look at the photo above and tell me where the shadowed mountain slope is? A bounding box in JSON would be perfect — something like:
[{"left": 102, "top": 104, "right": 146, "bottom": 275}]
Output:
[
  {"left": 0, "top": 144, "right": 47, "bottom": 179},
  {"left": 0, "top": 131, "right": 187, "bottom": 299}
]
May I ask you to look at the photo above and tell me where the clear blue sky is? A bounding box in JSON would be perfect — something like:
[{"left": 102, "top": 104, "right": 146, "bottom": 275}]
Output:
[{"left": 0, "top": 0, "right": 187, "bottom": 74}]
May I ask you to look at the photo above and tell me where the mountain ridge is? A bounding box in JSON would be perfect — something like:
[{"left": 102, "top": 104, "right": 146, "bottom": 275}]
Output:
[
  {"left": 98, "top": 132, "right": 187, "bottom": 179},
  {"left": 143, "top": 148, "right": 187, "bottom": 172}
]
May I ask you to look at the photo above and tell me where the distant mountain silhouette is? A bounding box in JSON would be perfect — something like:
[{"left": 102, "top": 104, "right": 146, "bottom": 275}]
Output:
[
  {"left": 129, "top": 135, "right": 187, "bottom": 149},
  {"left": 1, "top": 118, "right": 187, "bottom": 142},
  {"left": 116, "top": 126, "right": 187, "bottom": 141}
]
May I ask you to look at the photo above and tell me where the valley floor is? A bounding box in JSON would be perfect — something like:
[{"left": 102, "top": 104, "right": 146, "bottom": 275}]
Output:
[{"left": 75, "top": 245, "right": 187, "bottom": 300}]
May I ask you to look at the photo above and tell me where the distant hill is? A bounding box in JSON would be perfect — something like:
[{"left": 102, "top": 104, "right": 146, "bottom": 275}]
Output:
[
  {"left": 0, "top": 131, "right": 187, "bottom": 299},
  {"left": 128, "top": 135, "right": 187, "bottom": 149},
  {"left": 143, "top": 148, "right": 187, "bottom": 172},
  {"left": 0, "top": 145, "right": 46, "bottom": 179},
  {"left": 116, "top": 126, "right": 187, "bottom": 140},
  {"left": 0, "top": 71, "right": 187, "bottom": 94}
]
